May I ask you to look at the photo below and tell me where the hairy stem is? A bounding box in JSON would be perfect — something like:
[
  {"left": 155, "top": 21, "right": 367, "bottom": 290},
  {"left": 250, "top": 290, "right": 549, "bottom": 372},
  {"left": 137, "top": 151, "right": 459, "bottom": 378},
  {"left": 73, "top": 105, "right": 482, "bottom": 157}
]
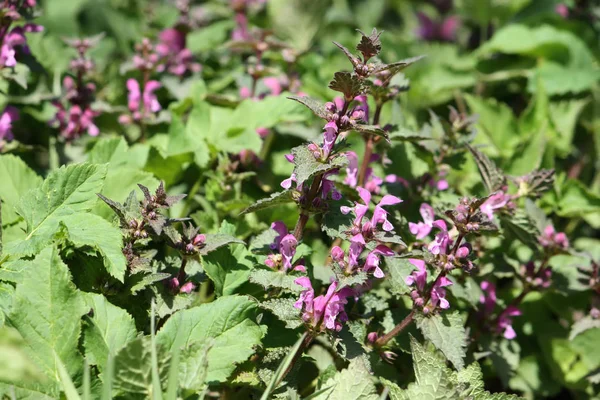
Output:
[{"left": 275, "top": 333, "right": 314, "bottom": 387}]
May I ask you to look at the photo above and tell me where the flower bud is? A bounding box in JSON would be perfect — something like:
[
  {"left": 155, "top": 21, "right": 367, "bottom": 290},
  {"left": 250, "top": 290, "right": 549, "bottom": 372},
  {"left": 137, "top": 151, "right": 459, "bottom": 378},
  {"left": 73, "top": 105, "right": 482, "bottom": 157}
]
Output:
[
  {"left": 422, "top": 306, "right": 430, "bottom": 315},
  {"left": 367, "top": 332, "right": 379, "bottom": 343},
  {"left": 331, "top": 246, "right": 345, "bottom": 262},
  {"left": 192, "top": 234, "right": 206, "bottom": 246},
  {"left": 414, "top": 297, "right": 424, "bottom": 307}
]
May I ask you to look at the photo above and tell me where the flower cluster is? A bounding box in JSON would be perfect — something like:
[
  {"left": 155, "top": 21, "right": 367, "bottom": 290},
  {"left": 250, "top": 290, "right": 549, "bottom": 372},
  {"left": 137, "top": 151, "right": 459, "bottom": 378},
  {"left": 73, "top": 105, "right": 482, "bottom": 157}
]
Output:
[
  {"left": 294, "top": 278, "right": 353, "bottom": 332},
  {"left": 0, "top": 0, "right": 42, "bottom": 69},
  {"left": 0, "top": 106, "right": 18, "bottom": 149},
  {"left": 51, "top": 37, "right": 101, "bottom": 140},
  {"left": 538, "top": 225, "right": 569, "bottom": 252},
  {"left": 119, "top": 79, "right": 162, "bottom": 125},
  {"left": 480, "top": 281, "right": 521, "bottom": 340},
  {"left": 264, "top": 221, "right": 305, "bottom": 272},
  {"left": 416, "top": 0, "right": 460, "bottom": 42}
]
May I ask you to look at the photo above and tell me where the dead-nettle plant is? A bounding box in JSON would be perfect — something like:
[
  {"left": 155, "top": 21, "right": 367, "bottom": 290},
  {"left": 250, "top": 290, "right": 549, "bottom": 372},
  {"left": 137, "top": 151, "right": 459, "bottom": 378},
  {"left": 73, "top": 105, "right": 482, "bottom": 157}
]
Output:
[{"left": 241, "top": 28, "right": 567, "bottom": 383}]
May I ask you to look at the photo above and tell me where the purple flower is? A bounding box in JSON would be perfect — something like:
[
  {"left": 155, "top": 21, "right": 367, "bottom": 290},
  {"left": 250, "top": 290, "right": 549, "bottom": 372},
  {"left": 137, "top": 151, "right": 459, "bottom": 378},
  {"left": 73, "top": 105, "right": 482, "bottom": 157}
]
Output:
[
  {"left": 427, "top": 220, "right": 450, "bottom": 255},
  {"left": 322, "top": 121, "right": 338, "bottom": 158},
  {"left": 371, "top": 194, "right": 402, "bottom": 231},
  {"left": 363, "top": 245, "right": 394, "bottom": 278},
  {"left": 348, "top": 239, "right": 364, "bottom": 269},
  {"left": 416, "top": 12, "right": 460, "bottom": 42},
  {"left": 555, "top": 4, "right": 569, "bottom": 18},
  {"left": 320, "top": 170, "right": 342, "bottom": 201},
  {"left": 330, "top": 246, "right": 345, "bottom": 263},
  {"left": 270, "top": 221, "right": 288, "bottom": 249},
  {"left": 341, "top": 187, "right": 372, "bottom": 227},
  {"left": 294, "top": 278, "right": 352, "bottom": 332},
  {"left": 280, "top": 172, "right": 297, "bottom": 190},
  {"left": 179, "top": 282, "right": 196, "bottom": 294},
  {"left": 367, "top": 332, "right": 379, "bottom": 343},
  {"left": 0, "top": 25, "right": 42, "bottom": 68},
  {"left": 345, "top": 151, "right": 359, "bottom": 187},
  {"left": 279, "top": 234, "right": 297, "bottom": 271},
  {"left": 430, "top": 276, "right": 452, "bottom": 309},
  {"left": 405, "top": 259, "right": 428, "bottom": 292},
  {"left": 479, "top": 280, "right": 497, "bottom": 314},
  {"left": 353, "top": 95, "right": 369, "bottom": 122},
  {"left": 497, "top": 306, "right": 521, "bottom": 339},
  {"left": 0, "top": 106, "right": 19, "bottom": 144},
  {"left": 538, "top": 225, "right": 569, "bottom": 250},
  {"left": 125, "top": 79, "right": 162, "bottom": 122},
  {"left": 52, "top": 103, "right": 100, "bottom": 140},
  {"left": 480, "top": 191, "right": 510, "bottom": 220},
  {"left": 409, "top": 203, "right": 436, "bottom": 239}
]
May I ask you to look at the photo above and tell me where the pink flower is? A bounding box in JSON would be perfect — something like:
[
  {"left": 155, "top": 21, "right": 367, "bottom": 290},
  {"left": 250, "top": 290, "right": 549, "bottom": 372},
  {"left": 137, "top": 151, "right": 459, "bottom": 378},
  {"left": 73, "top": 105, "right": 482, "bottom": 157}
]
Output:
[
  {"left": 430, "top": 276, "right": 452, "bottom": 309},
  {"left": 126, "top": 79, "right": 162, "bottom": 122},
  {"left": 341, "top": 187, "right": 402, "bottom": 232},
  {"left": 320, "top": 170, "right": 342, "bottom": 201},
  {"left": 330, "top": 246, "right": 345, "bottom": 263},
  {"left": 0, "top": 106, "right": 19, "bottom": 143},
  {"left": 497, "top": 306, "right": 521, "bottom": 339},
  {"left": 294, "top": 278, "right": 352, "bottom": 332},
  {"left": 480, "top": 191, "right": 509, "bottom": 220},
  {"left": 538, "top": 225, "right": 569, "bottom": 250},
  {"left": 555, "top": 4, "right": 569, "bottom": 18},
  {"left": 409, "top": 203, "right": 436, "bottom": 239},
  {"left": 405, "top": 259, "right": 427, "bottom": 292},
  {"left": 156, "top": 28, "right": 186, "bottom": 56},
  {"left": 263, "top": 77, "right": 282, "bottom": 96},
  {"left": 179, "top": 282, "right": 196, "bottom": 294},
  {"left": 367, "top": 332, "right": 379, "bottom": 343},
  {"left": 270, "top": 221, "right": 288, "bottom": 250},
  {"left": 363, "top": 245, "right": 394, "bottom": 278},
  {"left": 479, "top": 280, "right": 497, "bottom": 314},
  {"left": 256, "top": 127, "right": 270, "bottom": 138},
  {"left": 280, "top": 172, "right": 297, "bottom": 190},
  {"left": 427, "top": 220, "right": 450, "bottom": 255},
  {"left": 345, "top": 151, "right": 359, "bottom": 187},
  {"left": 279, "top": 234, "right": 297, "bottom": 271},
  {"left": 322, "top": 121, "right": 338, "bottom": 158}
]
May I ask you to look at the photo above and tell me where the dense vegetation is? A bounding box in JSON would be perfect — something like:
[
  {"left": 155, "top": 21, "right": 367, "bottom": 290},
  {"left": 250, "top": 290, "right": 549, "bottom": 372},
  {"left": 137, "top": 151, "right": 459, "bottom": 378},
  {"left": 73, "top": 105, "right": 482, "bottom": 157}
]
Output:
[{"left": 0, "top": 0, "right": 599, "bottom": 399}]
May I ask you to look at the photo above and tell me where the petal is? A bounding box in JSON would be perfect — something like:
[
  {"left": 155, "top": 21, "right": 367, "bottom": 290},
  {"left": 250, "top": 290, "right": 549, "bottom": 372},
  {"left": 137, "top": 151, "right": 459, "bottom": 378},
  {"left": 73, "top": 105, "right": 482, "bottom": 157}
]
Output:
[
  {"left": 378, "top": 194, "right": 402, "bottom": 207},
  {"left": 357, "top": 187, "right": 371, "bottom": 205}
]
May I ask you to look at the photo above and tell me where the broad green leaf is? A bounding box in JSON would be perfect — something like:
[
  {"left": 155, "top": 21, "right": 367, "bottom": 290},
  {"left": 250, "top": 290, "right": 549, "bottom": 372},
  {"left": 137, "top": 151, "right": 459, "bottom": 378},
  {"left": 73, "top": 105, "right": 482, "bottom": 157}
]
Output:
[
  {"left": 0, "top": 381, "right": 58, "bottom": 400},
  {"left": 241, "top": 190, "right": 297, "bottom": 215},
  {"left": 557, "top": 179, "right": 600, "bottom": 218},
  {"left": 83, "top": 293, "right": 137, "bottom": 372},
  {"left": 314, "top": 356, "right": 378, "bottom": 400},
  {"left": 249, "top": 269, "right": 303, "bottom": 293},
  {"left": 6, "top": 163, "right": 107, "bottom": 255},
  {"left": 386, "top": 258, "right": 416, "bottom": 296},
  {"left": 178, "top": 340, "right": 212, "bottom": 392},
  {"left": 8, "top": 246, "right": 87, "bottom": 380},
  {"left": 464, "top": 96, "right": 518, "bottom": 158},
  {"left": 259, "top": 298, "right": 303, "bottom": 329},
  {"left": 291, "top": 144, "right": 348, "bottom": 187},
  {"left": 0, "top": 154, "right": 42, "bottom": 226},
  {"left": 549, "top": 99, "right": 589, "bottom": 156},
  {"left": 199, "top": 233, "right": 245, "bottom": 256},
  {"left": 0, "top": 326, "right": 48, "bottom": 385},
  {"left": 59, "top": 214, "right": 127, "bottom": 281},
  {"left": 112, "top": 336, "right": 170, "bottom": 398},
  {"left": 156, "top": 295, "right": 264, "bottom": 383},
  {"left": 569, "top": 317, "right": 600, "bottom": 341},
  {"left": 415, "top": 311, "right": 468, "bottom": 370},
  {"left": 202, "top": 240, "right": 254, "bottom": 296}
]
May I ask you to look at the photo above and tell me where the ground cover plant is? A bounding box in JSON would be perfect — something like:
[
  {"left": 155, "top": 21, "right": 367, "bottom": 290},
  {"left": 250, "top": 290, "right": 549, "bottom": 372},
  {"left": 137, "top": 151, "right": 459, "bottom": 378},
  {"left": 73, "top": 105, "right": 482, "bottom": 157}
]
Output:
[{"left": 0, "top": 0, "right": 599, "bottom": 399}]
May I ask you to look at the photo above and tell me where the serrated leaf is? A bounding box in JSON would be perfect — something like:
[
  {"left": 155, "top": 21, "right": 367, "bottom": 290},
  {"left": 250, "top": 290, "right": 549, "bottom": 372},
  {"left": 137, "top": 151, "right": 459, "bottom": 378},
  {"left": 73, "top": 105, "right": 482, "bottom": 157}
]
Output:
[
  {"left": 249, "top": 269, "right": 303, "bottom": 293},
  {"left": 83, "top": 293, "right": 137, "bottom": 372},
  {"left": 259, "top": 298, "right": 303, "bottom": 329},
  {"left": 415, "top": 311, "right": 468, "bottom": 370},
  {"left": 241, "top": 190, "right": 296, "bottom": 215},
  {"left": 332, "top": 42, "right": 361, "bottom": 68},
  {"left": 386, "top": 258, "right": 416, "bottom": 296},
  {"left": 0, "top": 154, "right": 43, "bottom": 226},
  {"left": 130, "top": 272, "right": 171, "bottom": 294},
  {"left": 352, "top": 124, "right": 389, "bottom": 140},
  {"left": 328, "top": 71, "right": 363, "bottom": 100},
  {"left": 292, "top": 145, "right": 348, "bottom": 187},
  {"left": 8, "top": 246, "right": 87, "bottom": 380},
  {"left": 112, "top": 336, "right": 170, "bottom": 397},
  {"left": 203, "top": 240, "right": 254, "bottom": 296},
  {"left": 356, "top": 28, "right": 382, "bottom": 60},
  {"left": 314, "top": 357, "right": 378, "bottom": 400},
  {"left": 156, "top": 295, "right": 264, "bottom": 383},
  {"left": 371, "top": 56, "right": 425, "bottom": 75},
  {"left": 179, "top": 339, "right": 212, "bottom": 391},
  {"left": 569, "top": 317, "right": 600, "bottom": 341},
  {"left": 467, "top": 145, "right": 506, "bottom": 193},
  {"left": 198, "top": 234, "right": 244, "bottom": 256},
  {"left": 287, "top": 95, "right": 330, "bottom": 120},
  {"left": 5, "top": 163, "right": 109, "bottom": 256},
  {"left": 499, "top": 210, "right": 540, "bottom": 250}
]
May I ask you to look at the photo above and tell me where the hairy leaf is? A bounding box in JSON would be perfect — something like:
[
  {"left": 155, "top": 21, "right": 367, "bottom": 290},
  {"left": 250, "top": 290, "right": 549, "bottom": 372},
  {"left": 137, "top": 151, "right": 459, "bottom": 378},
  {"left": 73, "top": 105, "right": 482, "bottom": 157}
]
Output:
[
  {"left": 315, "top": 356, "right": 378, "bottom": 400},
  {"left": 241, "top": 190, "right": 296, "bottom": 215},
  {"left": 291, "top": 145, "right": 348, "bottom": 187},
  {"left": 249, "top": 269, "right": 303, "bottom": 293},
  {"left": 328, "top": 71, "right": 363, "bottom": 100},
  {"left": 287, "top": 95, "right": 331, "bottom": 120},
  {"left": 467, "top": 145, "right": 506, "bottom": 193},
  {"left": 156, "top": 295, "right": 264, "bottom": 383},
  {"left": 259, "top": 298, "right": 303, "bottom": 329},
  {"left": 415, "top": 311, "right": 468, "bottom": 370}
]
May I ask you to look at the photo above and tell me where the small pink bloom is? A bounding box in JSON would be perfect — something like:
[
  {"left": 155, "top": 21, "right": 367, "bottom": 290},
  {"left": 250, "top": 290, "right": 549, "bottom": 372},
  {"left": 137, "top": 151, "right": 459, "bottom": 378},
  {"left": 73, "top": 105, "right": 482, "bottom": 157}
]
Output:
[
  {"left": 409, "top": 203, "right": 435, "bottom": 239},
  {"left": 427, "top": 220, "right": 449, "bottom": 255},
  {"left": 263, "top": 77, "right": 282, "bottom": 95},
  {"left": 405, "top": 259, "right": 427, "bottom": 292},
  {"left": 256, "top": 127, "right": 270, "bottom": 138},
  {"left": 179, "top": 282, "right": 196, "bottom": 294},
  {"left": 0, "top": 106, "right": 19, "bottom": 142},
  {"left": 480, "top": 191, "right": 509, "bottom": 220},
  {"left": 480, "top": 280, "right": 497, "bottom": 314},
  {"left": 431, "top": 276, "right": 452, "bottom": 309},
  {"left": 344, "top": 151, "right": 359, "bottom": 187},
  {"left": 322, "top": 121, "right": 338, "bottom": 157},
  {"left": 363, "top": 245, "right": 394, "bottom": 278},
  {"left": 498, "top": 306, "right": 521, "bottom": 339},
  {"left": 367, "top": 332, "right": 379, "bottom": 343},
  {"left": 279, "top": 234, "right": 297, "bottom": 271}
]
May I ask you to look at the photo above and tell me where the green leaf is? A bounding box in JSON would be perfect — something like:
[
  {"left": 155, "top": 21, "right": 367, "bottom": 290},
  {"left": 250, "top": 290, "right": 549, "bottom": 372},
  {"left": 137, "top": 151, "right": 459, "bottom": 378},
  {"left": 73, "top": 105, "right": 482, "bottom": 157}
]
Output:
[
  {"left": 112, "top": 336, "right": 170, "bottom": 398},
  {"left": 352, "top": 124, "right": 389, "bottom": 140},
  {"left": 499, "top": 210, "right": 540, "bottom": 250},
  {"left": 291, "top": 145, "right": 348, "bottom": 187},
  {"left": 328, "top": 72, "right": 363, "bottom": 100},
  {"left": 464, "top": 95, "right": 519, "bottom": 158},
  {"left": 59, "top": 214, "right": 127, "bottom": 281},
  {"left": 249, "top": 269, "right": 304, "bottom": 293},
  {"left": 83, "top": 293, "right": 137, "bottom": 372},
  {"left": 0, "top": 154, "right": 42, "bottom": 226},
  {"left": 569, "top": 317, "right": 600, "bottom": 341},
  {"left": 156, "top": 295, "right": 264, "bottom": 383},
  {"left": 314, "top": 356, "right": 378, "bottom": 400},
  {"left": 199, "top": 234, "right": 245, "bottom": 256},
  {"left": 356, "top": 28, "right": 382, "bottom": 60},
  {"left": 259, "top": 298, "right": 303, "bottom": 329},
  {"left": 415, "top": 311, "right": 468, "bottom": 370},
  {"left": 241, "top": 190, "right": 297, "bottom": 215},
  {"left": 6, "top": 163, "right": 107, "bottom": 254},
  {"left": 557, "top": 179, "right": 600, "bottom": 218},
  {"left": 8, "top": 246, "right": 87, "bottom": 380},
  {"left": 467, "top": 144, "right": 506, "bottom": 193},
  {"left": 178, "top": 340, "right": 212, "bottom": 391},
  {"left": 386, "top": 258, "right": 416, "bottom": 296},
  {"left": 287, "top": 95, "right": 330, "bottom": 120},
  {"left": 202, "top": 240, "right": 254, "bottom": 296}
]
